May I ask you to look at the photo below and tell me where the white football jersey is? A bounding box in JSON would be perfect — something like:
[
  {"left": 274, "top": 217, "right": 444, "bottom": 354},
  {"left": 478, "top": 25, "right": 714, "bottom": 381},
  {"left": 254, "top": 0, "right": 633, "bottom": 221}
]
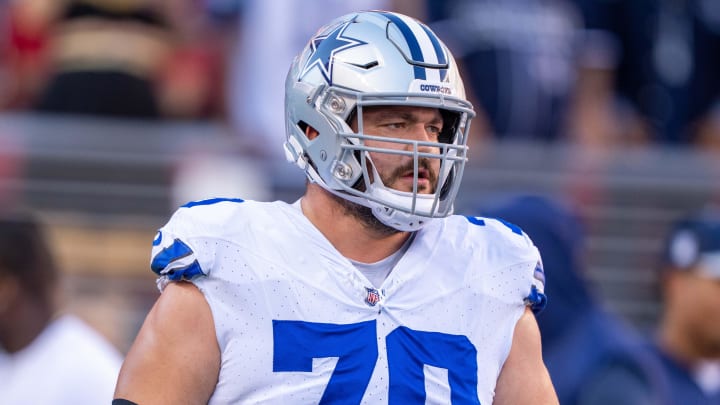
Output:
[{"left": 150, "top": 198, "right": 545, "bottom": 404}]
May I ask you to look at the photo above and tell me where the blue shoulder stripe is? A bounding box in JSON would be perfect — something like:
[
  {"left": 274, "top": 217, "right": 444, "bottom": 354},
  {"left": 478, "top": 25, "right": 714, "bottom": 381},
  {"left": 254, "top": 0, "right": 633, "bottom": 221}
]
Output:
[
  {"left": 524, "top": 285, "right": 548, "bottom": 314},
  {"left": 151, "top": 238, "right": 194, "bottom": 275},
  {"left": 165, "top": 260, "right": 204, "bottom": 281},
  {"left": 181, "top": 197, "right": 245, "bottom": 208},
  {"left": 465, "top": 216, "right": 486, "bottom": 226}
]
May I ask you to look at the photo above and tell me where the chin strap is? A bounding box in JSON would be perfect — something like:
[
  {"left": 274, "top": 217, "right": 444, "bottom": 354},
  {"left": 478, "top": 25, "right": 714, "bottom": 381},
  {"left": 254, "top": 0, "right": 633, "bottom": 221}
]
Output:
[{"left": 369, "top": 202, "right": 433, "bottom": 232}]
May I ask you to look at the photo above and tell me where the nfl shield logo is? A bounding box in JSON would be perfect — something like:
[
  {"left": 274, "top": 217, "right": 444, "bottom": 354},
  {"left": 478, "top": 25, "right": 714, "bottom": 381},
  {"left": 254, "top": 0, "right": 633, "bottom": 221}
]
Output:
[{"left": 365, "top": 287, "right": 381, "bottom": 307}]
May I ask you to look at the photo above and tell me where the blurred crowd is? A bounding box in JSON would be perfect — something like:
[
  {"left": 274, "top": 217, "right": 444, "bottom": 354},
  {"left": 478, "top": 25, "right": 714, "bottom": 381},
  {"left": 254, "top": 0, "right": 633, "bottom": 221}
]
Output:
[
  {"left": 1, "top": 0, "right": 720, "bottom": 154},
  {"left": 1, "top": 1, "right": 720, "bottom": 404},
  {"left": 0, "top": 0, "right": 232, "bottom": 120}
]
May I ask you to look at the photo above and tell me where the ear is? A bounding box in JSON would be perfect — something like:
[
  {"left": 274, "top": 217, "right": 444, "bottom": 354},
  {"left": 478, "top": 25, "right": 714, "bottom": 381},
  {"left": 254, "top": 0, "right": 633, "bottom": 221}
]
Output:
[{"left": 305, "top": 125, "right": 319, "bottom": 140}]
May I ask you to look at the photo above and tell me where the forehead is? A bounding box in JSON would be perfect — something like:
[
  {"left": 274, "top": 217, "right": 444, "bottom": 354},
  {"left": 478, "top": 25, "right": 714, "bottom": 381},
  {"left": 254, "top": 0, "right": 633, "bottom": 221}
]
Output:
[{"left": 361, "top": 105, "right": 442, "bottom": 121}]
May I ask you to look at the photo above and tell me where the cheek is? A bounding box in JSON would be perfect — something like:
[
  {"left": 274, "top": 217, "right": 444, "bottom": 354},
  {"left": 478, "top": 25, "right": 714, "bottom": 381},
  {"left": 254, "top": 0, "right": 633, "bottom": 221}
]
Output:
[
  {"left": 367, "top": 152, "right": 393, "bottom": 174},
  {"left": 365, "top": 140, "right": 404, "bottom": 166},
  {"left": 365, "top": 138, "right": 405, "bottom": 151},
  {"left": 430, "top": 156, "right": 441, "bottom": 170}
]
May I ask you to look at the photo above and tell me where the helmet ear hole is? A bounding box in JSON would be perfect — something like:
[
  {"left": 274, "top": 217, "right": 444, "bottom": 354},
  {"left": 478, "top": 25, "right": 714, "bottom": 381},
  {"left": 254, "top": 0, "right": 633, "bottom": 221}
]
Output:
[
  {"left": 297, "top": 120, "right": 309, "bottom": 134},
  {"left": 298, "top": 121, "right": 310, "bottom": 137},
  {"left": 345, "top": 108, "right": 358, "bottom": 131},
  {"left": 298, "top": 121, "right": 320, "bottom": 140}
]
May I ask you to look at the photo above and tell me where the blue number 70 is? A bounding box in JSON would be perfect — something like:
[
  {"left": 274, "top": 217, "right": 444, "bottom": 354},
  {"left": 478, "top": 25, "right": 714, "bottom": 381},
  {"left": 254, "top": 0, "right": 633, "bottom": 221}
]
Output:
[{"left": 273, "top": 320, "right": 480, "bottom": 404}]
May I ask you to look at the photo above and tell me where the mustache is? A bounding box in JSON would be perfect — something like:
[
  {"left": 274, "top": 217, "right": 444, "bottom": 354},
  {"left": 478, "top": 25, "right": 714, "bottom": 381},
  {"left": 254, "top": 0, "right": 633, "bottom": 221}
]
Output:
[{"left": 383, "top": 158, "right": 438, "bottom": 192}]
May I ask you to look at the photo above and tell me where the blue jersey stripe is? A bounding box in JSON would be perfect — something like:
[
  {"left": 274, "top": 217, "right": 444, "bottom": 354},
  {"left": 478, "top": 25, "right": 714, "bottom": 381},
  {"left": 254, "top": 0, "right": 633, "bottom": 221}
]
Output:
[
  {"left": 165, "top": 260, "right": 204, "bottom": 281},
  {"left": 381, "top": 12, "right": 426, "bottom": 80},
  {"left": 465, "top": 216, "right": 486, "bottom": 226},
  {"left": 181, "top": 197, "right": 245, "bottom": 208},
  {"left": 151, "top": 238, "right": 194, "bottom": 274}
]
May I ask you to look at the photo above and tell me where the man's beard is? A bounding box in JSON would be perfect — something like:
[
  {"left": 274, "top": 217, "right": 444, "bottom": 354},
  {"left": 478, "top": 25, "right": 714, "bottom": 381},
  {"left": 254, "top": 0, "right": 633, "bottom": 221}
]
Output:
[
  {"left": 331, "top": 193, "right": 399, "bottom": 237},
  {"left": 333, "top": 157, "right": 438, "bottom": 236}
]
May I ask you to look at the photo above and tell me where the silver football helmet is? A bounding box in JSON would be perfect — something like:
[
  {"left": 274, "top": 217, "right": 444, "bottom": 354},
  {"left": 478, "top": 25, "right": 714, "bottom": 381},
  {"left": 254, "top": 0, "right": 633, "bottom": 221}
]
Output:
[{"left": 284, "top": 10, "right": 475, "bottom": 231}]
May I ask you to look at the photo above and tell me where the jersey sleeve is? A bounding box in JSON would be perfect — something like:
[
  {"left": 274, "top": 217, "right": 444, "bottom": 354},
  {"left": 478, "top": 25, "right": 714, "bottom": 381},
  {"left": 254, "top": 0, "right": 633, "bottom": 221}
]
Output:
[
  {"left": 467, "top": 215, "right": 548, "bottom": 313},
  {"left": 150, "top": 205, "right": 217, "bottom": 291},
  {"left": 495, "top": 216, "right": 547, "bottom": 313}
]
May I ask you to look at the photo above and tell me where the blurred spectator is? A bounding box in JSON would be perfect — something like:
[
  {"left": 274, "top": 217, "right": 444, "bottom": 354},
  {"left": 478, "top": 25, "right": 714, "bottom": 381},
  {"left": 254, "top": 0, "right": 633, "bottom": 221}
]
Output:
[
  {"left": 0, "top": 133, "right": 25, "bottom": 208},
  {"left": 0, "top": 0, "right": 55, "bottom": 110},
  {"left": 0, "top": 210, "right": 122, "bottom": 404},
  {"left": 570, "top": 0, "right": 720, "bottom": 148},
  {"left": 425, "top": 0, "right": 583, "bottom": 142},
  {"left": 226, "top": 0, "right": 390, "bottom": 158},
  {"left": 34, "top": 0, "right": 175, "bottom": 118},
  {"left": 652, "top": 209, "right": 720, "bottom": 403},
  {"left": 154, "top": 0, "right": 232, "bottom": 120},
  {"left": 480, "top": 194, "right": 669, "bottom": 405},
  {"left": 688, "top": 1, "right": 720, "bottom": 151},
  {"left": 0, "top": 0, "right": 13, "bottom": 108}
]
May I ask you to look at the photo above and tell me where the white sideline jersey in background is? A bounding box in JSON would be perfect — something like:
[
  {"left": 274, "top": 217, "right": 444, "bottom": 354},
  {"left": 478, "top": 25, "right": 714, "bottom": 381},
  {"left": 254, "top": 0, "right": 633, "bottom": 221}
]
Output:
[{"left": 150, "top": 198, "right": 545, "bottom": 404}]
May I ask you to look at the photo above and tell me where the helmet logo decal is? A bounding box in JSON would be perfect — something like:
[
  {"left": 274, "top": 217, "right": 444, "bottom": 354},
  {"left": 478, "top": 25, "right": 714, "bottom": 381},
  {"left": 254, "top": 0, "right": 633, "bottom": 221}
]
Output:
[{"left": 300, "top": 21, "right": 367, "bottom": 85}]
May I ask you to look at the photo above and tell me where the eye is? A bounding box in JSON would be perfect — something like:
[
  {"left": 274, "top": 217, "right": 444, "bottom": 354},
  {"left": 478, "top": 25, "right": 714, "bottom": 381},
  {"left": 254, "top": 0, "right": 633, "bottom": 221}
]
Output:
[
  {"left": 427, "top": 125, "right": 442, "bottom": 137},
  {"left": 383, "top": 122, "right": 405, "bottom": 129}
]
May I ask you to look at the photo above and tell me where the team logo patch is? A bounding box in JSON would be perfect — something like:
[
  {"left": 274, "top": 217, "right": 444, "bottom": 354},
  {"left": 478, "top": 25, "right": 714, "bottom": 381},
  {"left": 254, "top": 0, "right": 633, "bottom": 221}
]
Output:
[{"left": 365, "top": 287, "right": 381, "bottom": 307}]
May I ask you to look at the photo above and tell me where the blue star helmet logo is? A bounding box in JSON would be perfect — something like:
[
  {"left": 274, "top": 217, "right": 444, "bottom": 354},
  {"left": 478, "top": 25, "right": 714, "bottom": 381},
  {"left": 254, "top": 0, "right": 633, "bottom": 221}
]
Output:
[{"left": 300, "top": 21, "right": 367, "bottom": 85}]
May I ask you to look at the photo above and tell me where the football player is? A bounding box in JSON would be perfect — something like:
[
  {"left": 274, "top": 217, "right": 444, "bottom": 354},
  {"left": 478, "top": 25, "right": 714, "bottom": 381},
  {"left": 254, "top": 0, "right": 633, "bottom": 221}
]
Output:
[{"left": 114, "top": 10, "right": 557, "bottom": 404}]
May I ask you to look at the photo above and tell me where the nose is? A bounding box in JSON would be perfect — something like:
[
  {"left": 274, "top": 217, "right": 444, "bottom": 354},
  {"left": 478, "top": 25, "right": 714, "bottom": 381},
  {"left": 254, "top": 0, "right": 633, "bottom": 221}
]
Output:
[{"left": 404, "top": 124, "right": 439, "bottom": 156}]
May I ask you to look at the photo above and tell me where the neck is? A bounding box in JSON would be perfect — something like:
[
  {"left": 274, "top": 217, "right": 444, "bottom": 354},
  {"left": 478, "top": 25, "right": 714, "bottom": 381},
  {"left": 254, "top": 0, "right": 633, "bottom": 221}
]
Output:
[{"left": 301, "top": 184, "right": 412, "bottom": 262}]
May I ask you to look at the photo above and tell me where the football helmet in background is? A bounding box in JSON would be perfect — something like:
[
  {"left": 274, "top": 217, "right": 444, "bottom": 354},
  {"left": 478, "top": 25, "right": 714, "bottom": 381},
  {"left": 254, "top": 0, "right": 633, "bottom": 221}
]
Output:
[{"left": 284, "top": 10, "right": 475, "bottom": 231}]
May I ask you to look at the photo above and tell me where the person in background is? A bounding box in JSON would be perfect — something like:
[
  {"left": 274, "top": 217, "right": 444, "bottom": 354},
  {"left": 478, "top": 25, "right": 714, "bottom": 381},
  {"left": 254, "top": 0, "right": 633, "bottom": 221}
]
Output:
[
  {"left": 0, "top": 210, "right": 122, "bottom": 404},
  {"left": 34, "top": 0, "right": 174, "bottom": 118},
  {"left": 569, "top": 0, "right": 720, "bottom": 150},
  {"left": 480, "top": 194, "right": 670, "bottom": 405},
  {"left": 424, "top": 0, "right": 584, "bottom": 142},
  {"left": 0, "top": 0, "right": 54, "bottom": 110},
  {"left": 653, "top": 209, "right": 720, "bottom": 403},
  {"left": 114, "top": 10, "right": 557, "bottom": 404}
]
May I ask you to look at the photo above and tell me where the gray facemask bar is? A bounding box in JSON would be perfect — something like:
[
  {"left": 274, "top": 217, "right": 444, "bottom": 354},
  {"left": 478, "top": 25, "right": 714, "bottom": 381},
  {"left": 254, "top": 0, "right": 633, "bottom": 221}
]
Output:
[{"left": 314, "top": 88, "right": 475, "bottom": 219}]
